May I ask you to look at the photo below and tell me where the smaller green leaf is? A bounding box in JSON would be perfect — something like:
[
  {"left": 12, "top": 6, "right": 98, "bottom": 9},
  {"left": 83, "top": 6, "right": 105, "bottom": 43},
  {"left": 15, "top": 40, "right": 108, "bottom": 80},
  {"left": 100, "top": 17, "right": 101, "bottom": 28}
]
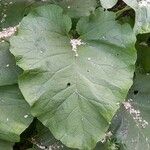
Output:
[
  {"left": 0, "top": 85, "right": 33, "bottom": 142},
  {"left": 0, "top": 41, "right": 33, "bottom": 142},
  {"left": 123, "top": 0, "right": 150, "bottom": 34},
  {"left": 100, "top": 0, "right": 118, "bottom": 9},
  {"left": 110, "top": 73, "right": 150, "bottom": 150},
  {"left": 134, "top": 4, "right": 150, "bottom": 34}
]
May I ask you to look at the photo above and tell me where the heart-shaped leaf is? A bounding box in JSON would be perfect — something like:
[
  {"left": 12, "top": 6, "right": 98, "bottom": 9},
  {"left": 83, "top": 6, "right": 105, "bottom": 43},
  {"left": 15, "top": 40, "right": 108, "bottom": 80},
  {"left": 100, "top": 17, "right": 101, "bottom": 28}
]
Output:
[{"left": 10, "top": 5, "right": 136, "bottom": 149}]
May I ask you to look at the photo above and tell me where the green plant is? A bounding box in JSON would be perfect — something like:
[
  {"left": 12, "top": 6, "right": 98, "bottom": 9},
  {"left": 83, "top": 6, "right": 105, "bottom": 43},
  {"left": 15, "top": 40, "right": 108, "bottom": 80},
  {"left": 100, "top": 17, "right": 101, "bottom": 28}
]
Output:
[{"left": 0, "top": 0, "right": 149, "bottom": 150}]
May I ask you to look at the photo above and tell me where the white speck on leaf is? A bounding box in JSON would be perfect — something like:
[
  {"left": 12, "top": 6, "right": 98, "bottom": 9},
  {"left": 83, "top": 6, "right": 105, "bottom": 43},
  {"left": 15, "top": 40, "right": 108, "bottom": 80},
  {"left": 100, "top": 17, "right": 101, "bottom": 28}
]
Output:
[
  {"left": 1, "top": 40, "right": 5, "bottom": 43},
  {"left": 138, "top": 0, "right": 150, "bottom": 7},
  {"left": 70, "top": 39, "right": 85, "bottom": 57},
  {"left": 6, "top": 64, "right": 9, "bottom": 67},
  {"left": 101, "top": 131, "right": 112, "bottom": 143},
  {"left": 102, "top": 36, "right": 106, "bottom": 39},
  {"left": 24, "top": 115, "right": 28, "bottom": 118},
  {"left": 123, "top": 100, "right": 149, "bottom": 128},
  {"left": 116, "top": 102, "right": 120, "bottom": 106},
  {"left": 0, "top": 26, "right": 17, "bottom": 39}
]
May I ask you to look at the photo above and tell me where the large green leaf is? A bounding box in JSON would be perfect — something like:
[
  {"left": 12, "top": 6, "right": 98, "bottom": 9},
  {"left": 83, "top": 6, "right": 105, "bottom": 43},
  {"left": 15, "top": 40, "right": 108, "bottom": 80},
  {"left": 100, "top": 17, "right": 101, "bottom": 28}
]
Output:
[
  {"left": 100, "top": 0, "right": 118, "bottom": 9},
  {"left": 0, "top": 41, "right": 33, "bottom": 142},
  {"left": 10, "top": 5, "right": 136, "bottom": 150},
  {"left": 110, "top": 73, "right": 150, "bottom": 150},
  {"left": 0, "top": 140, "right": 13, "bottom": 150}
]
